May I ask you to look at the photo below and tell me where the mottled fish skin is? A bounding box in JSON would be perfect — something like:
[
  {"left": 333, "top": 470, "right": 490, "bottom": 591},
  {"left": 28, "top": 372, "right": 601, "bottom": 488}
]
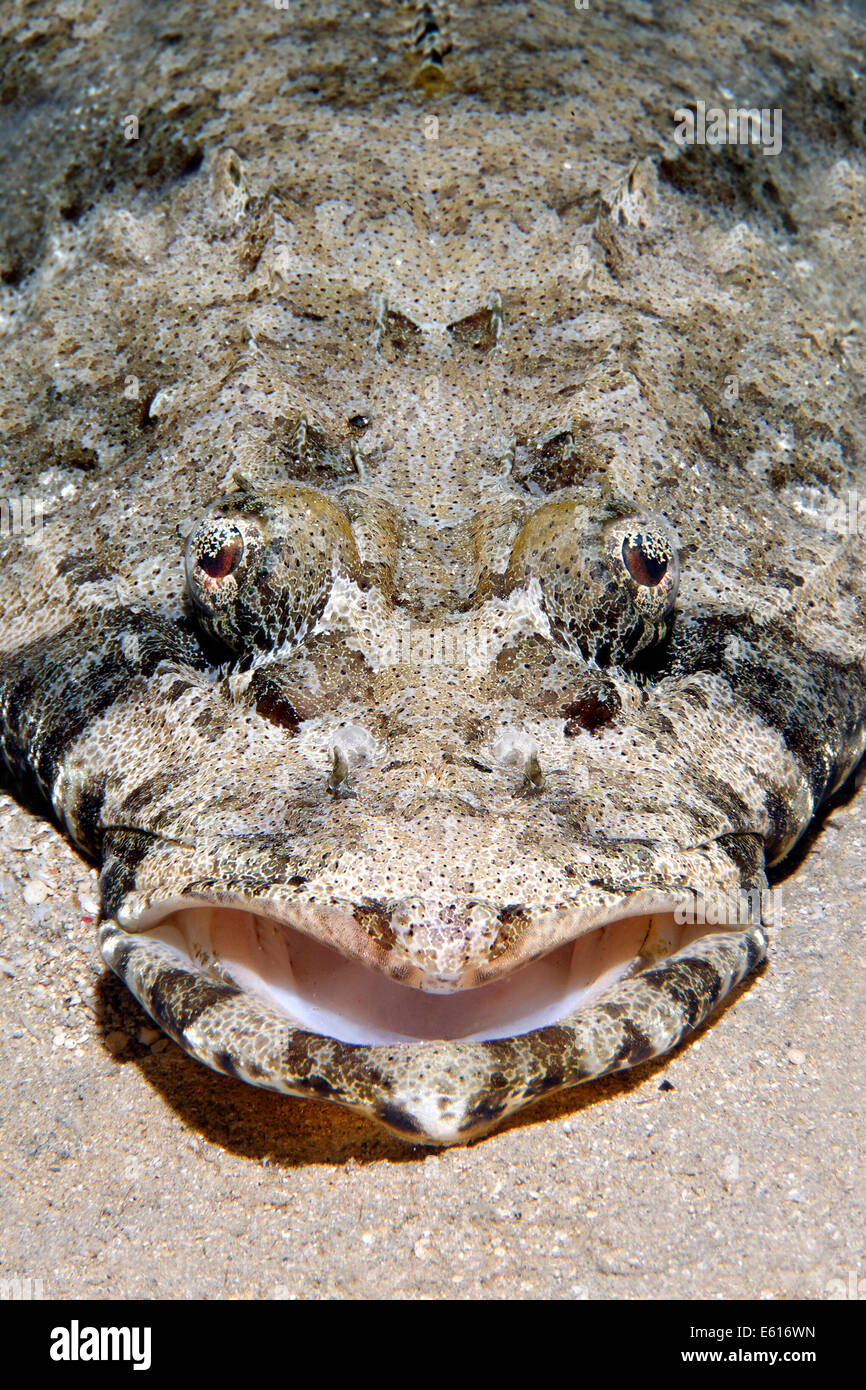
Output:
[{"left": 0, "top": 2, "right": 865, "bottom": 1143}]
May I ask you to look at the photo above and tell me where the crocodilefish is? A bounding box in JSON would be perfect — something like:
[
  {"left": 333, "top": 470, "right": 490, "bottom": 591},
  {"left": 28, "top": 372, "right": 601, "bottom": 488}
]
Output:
[{"left": 1, "top": 2, "right": 864, "bottom": 1144}]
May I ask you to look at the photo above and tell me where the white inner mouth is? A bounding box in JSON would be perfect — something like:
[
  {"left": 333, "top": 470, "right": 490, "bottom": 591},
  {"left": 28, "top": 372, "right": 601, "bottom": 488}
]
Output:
[{"left": 145, "top": 905, "right": 715, "bottom": 1044}]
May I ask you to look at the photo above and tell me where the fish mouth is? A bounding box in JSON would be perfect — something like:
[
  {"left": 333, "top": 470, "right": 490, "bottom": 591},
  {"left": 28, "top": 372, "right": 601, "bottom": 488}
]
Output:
[
  {"left": 98, "top": 884, "right": 767, "bottom": 1144},
  {"left": 109, "top": 892, "right": 745, "bottom": 1046}
]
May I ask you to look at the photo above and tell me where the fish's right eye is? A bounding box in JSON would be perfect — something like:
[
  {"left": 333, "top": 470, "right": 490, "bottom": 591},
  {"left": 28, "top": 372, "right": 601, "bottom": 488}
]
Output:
[{"left": 185, "top": 485, "right": 361, "bottom": 655}]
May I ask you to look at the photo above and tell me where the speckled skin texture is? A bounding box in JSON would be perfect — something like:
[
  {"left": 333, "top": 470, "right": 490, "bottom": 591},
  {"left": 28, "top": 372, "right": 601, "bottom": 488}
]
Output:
[{"left": 0, "top": 1, "right": 864, "bottom": 1144}]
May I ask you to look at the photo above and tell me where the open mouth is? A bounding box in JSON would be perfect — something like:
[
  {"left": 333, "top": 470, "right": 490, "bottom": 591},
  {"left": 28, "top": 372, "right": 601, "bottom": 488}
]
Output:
[
  {"left": 99, "top": 885, "right": 768, "bottom": 1144},
  {"left": 138, "top": 903, "right": 718, "bottom": 1045}
]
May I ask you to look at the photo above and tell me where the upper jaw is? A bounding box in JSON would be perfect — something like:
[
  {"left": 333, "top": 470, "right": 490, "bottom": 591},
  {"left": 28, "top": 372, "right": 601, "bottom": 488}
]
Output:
[
  {"left": 117, "top": 882, "right": 709, "bottom": 985},
  {"left": 104, "top": 828, "right": 764, "bottom": 992}
]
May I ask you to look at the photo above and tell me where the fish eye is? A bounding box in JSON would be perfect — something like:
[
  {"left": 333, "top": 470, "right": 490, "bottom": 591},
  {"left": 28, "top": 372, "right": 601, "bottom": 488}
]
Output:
[
  {"left": 504, "top": 499, "right": 680, "bottom": 666},
  {"left": 608, "top": 518, "right": 679, "bottom": 623},
  {"left": 186, "top": 520, "right": 244, "bottom": 587},
  {"left": 184, "top": 485, "right": 361, "bottom": 654},
  {"left": 622, "top": 534, "right": 667, "bottom": 586}
]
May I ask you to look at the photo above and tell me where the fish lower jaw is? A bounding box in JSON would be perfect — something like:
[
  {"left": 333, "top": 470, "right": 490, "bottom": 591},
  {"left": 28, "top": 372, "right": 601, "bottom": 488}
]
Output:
[{"left": 125, "top": 902, "right": 731, "bottom": 1046}]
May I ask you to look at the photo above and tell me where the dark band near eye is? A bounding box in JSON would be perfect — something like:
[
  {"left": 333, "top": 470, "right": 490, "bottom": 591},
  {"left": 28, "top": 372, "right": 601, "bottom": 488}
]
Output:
[{"left": 622, "top": 535, "right": 668, "bottom": 587}]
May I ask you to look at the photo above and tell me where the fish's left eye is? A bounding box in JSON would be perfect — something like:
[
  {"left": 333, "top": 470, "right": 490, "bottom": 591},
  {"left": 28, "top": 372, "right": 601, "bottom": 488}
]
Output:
[
  {"left": 189, "top": 522, "right": 244, "bottom": 584},
  {"left": 504, "top": 499, "right": 680, "bottom": 666},
  {"left": 622, "top": 534, "right": 666, "bottom": 586}
]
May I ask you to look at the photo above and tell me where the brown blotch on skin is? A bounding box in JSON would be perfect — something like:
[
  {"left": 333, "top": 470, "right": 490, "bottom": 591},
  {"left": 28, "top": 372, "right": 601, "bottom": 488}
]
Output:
[
  {"left": 515, "top": 425, "right": 613, "bottom": 493},
  {"left": 562, "top": 683, "right": 621, "bottom": 734},
  {"left": 353, "top": 900, "right": 397, "bottom": 952},
  {"left": 489, "top": 903, "right": 532, "bottom": 959},
  {"left": 447, "top": 305, "right": 499, "bottom": 350},
  {"left": 592, "top": 214, "right": 624, "bottom": 280},
  {"left": 251, "top": 673, "right": 301, "bottom": 733},
  {"left": 611, "top": 1017, "right": 654, "bottom": 1066},
  {"left": 385, "top": 309, "right": 422, "bottom": 348},
  {"left": 455, "top": 712, "right": 491, "bottom": 749}
]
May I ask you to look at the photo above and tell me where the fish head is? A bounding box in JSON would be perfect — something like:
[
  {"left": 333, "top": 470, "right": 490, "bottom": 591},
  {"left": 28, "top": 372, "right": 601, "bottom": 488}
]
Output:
[
  {"left": 3, "top": 141, "right": 865, "bottom": 1145},
  {"left": 85, "top": 455, "right": 810, "bottom": 1144}
]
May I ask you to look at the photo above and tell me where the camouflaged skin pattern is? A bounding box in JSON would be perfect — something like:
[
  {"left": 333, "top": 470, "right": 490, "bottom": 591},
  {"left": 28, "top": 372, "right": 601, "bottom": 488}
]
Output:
[{"left": 0, "top": 1, "right": 865, "bottom": 1143}]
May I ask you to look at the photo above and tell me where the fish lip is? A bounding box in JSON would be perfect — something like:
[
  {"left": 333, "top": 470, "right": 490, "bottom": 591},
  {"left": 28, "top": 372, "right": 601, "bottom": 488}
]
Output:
[
  {"left": 116, "top": 890, "right": 404, "bottom": 979},
  {"left": 102, "top": 823, "right": 768, "bottom": 989},
  {"left": 99, "top": 838, "right": 768, "bottom": 1140},
  {"left": 112, "top": 883, "right": 736, "bottom": 991},
  {"left": 106, "top": 882, "right": 761, "bottom": 1046},
  {"left": 97, "top": 910, "right": 768, "bottom": 1146}
]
